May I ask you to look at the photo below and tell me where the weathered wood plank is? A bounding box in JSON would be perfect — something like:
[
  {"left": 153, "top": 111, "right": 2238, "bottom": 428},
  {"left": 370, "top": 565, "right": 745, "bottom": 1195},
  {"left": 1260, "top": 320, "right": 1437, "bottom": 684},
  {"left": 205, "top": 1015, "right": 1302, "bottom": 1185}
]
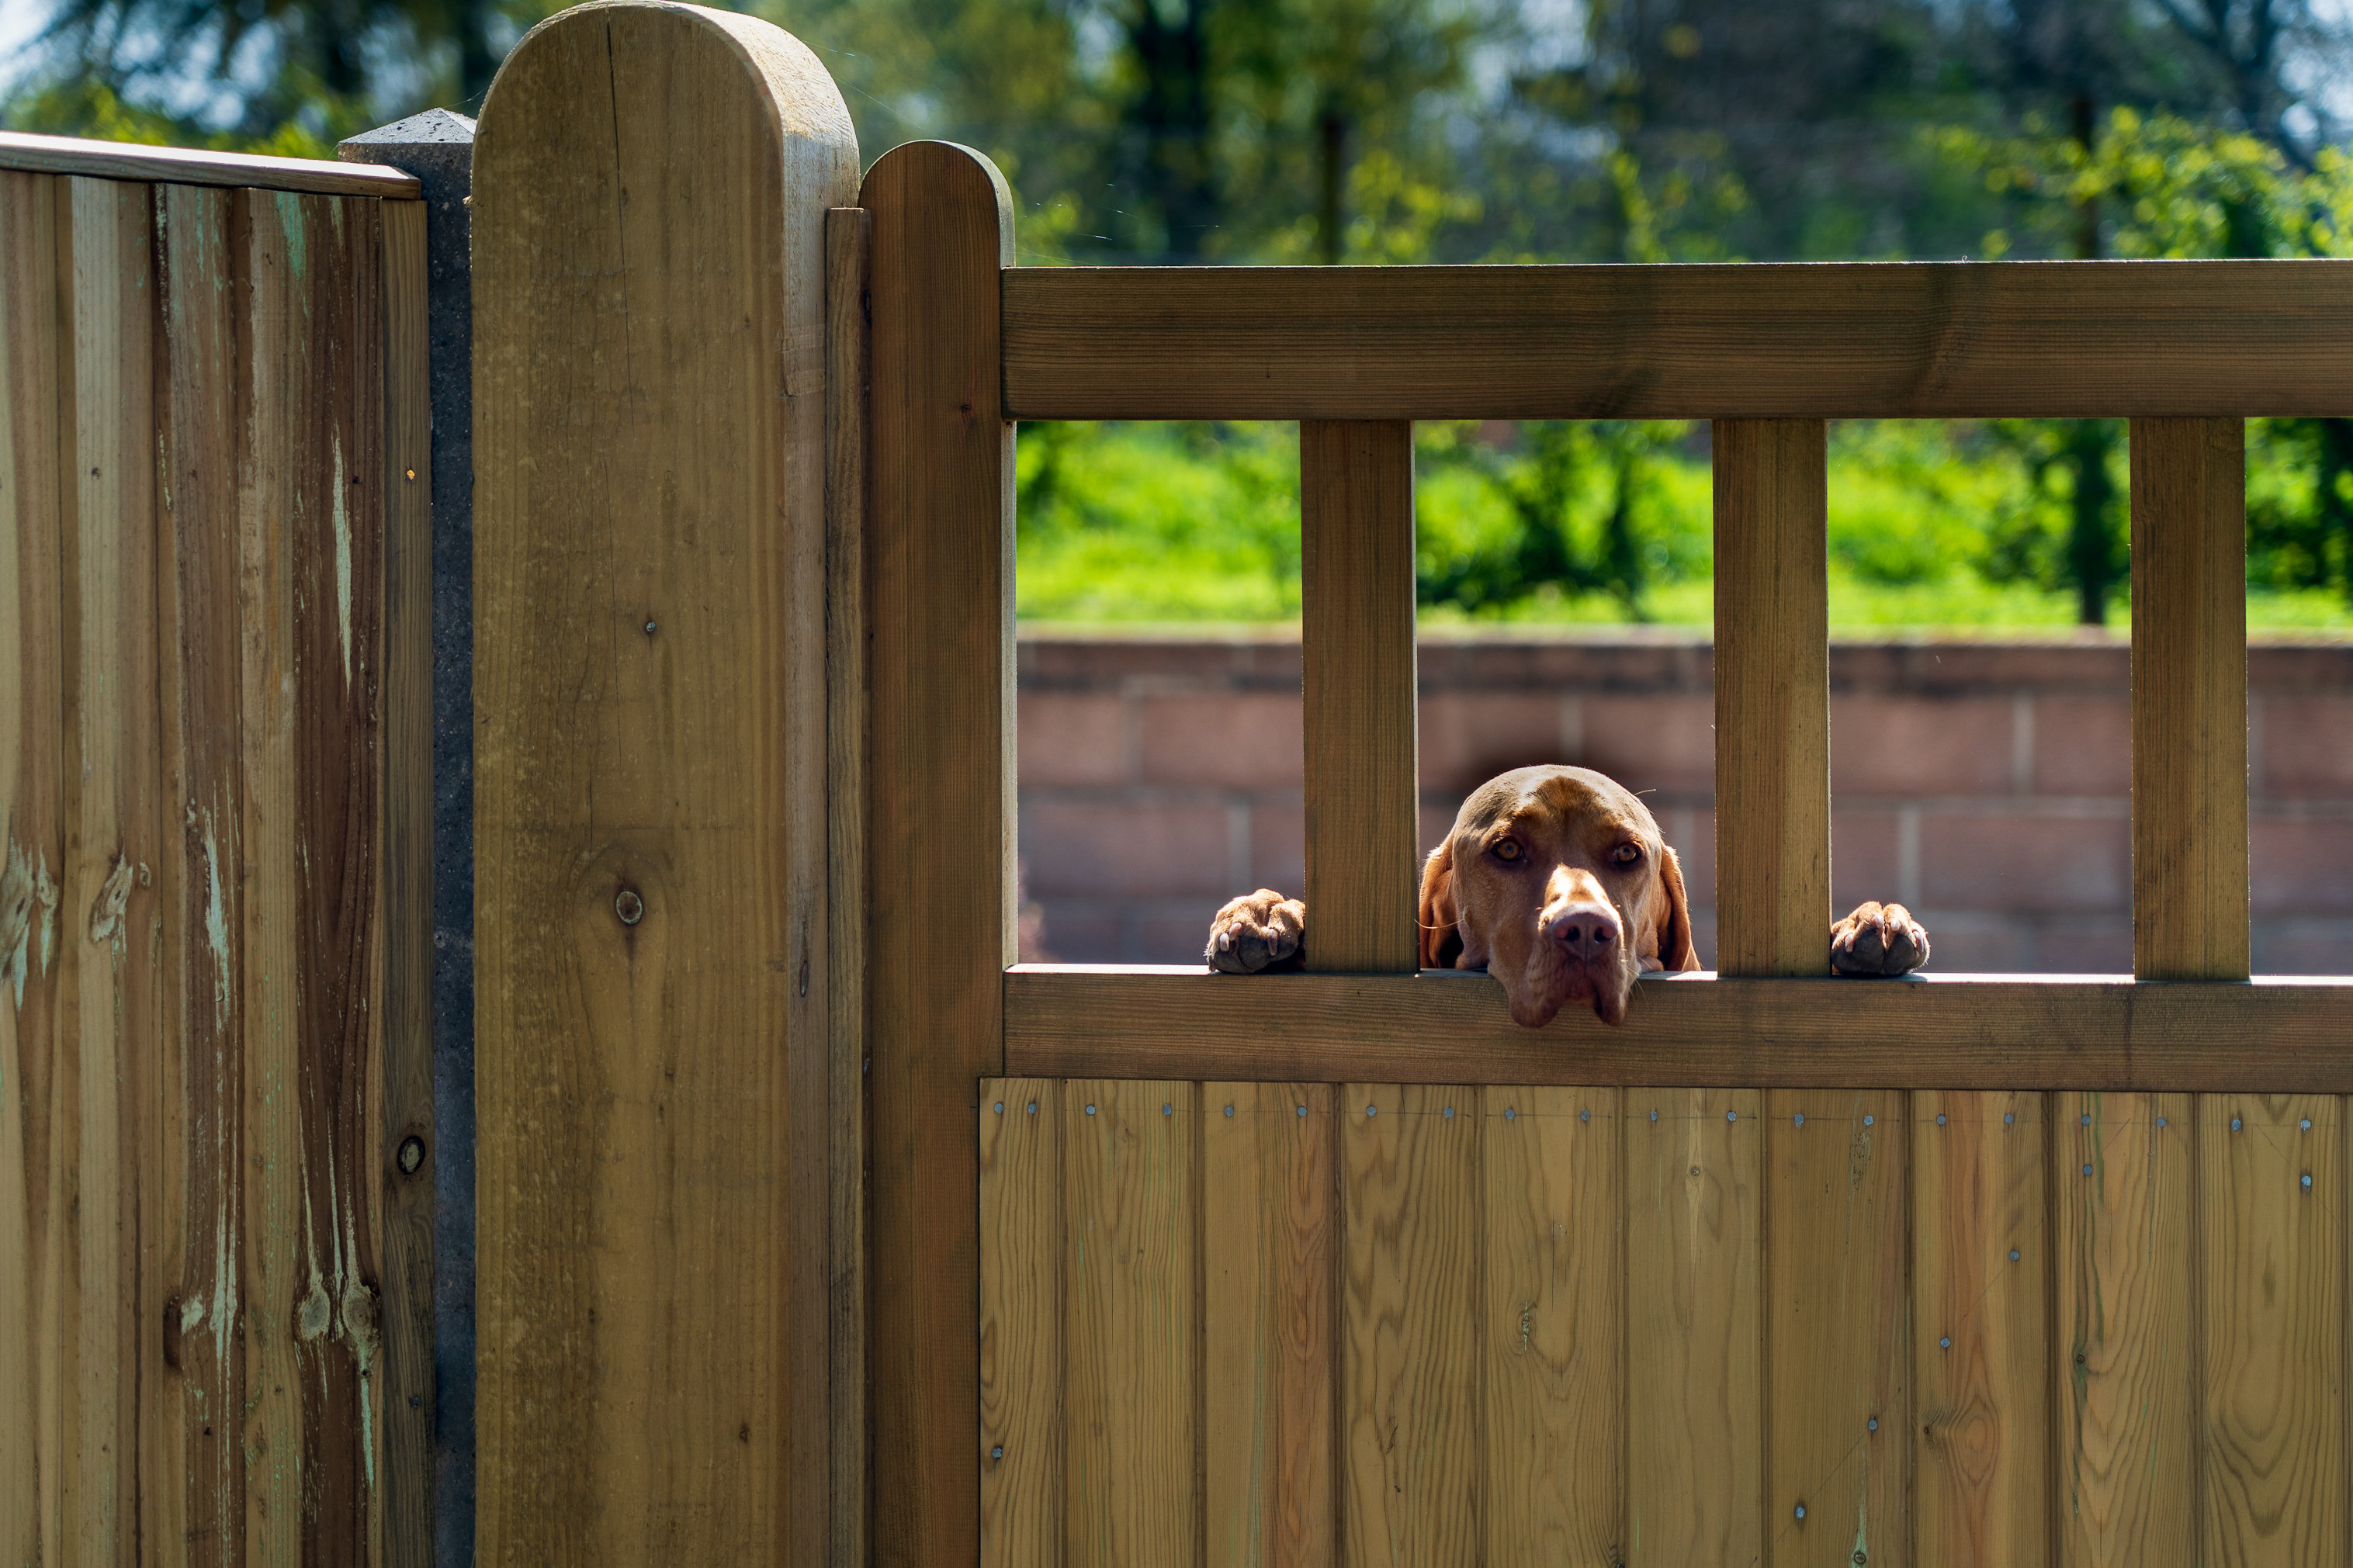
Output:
[
  {"left": 377, "top": 186, "right": 435, "bottom": 1568},
  {"left": 0, "top": 167, "right": 67, "bottom": 1568},
  {"left": 62, "top": 171, "right": 161, "bottom": 1568},
  {"left": 1626, "top": 1088, "right": 1763, "bottom": 1566},
  {"left": 471, "top": 7, "right": 857, "bottom": 1560},
  {"left": 1481, "top": 1086, "right": 1620, "bottom": 1566},
  {"left": 1714, "top": 420, "right": 1829, "bottom": 978},
  {"left": 1063, "top": 1080, "right": 1197, "bottom": 1568},
  {"left": 1001, "top": 968, "right": 2353, "bottom": 1091},
  {"left": 1340, "top": 1085, "right": 1478, "bottom": 1566},
  {"left": 1203, "top": 1082, "right": 1336, "bottom": 1568},
  {"left": 0, "top": 128, "right": 419, "bottom": 197},
  {"left": 1000, "top": 261, "right": 2353, "bottom": 421},
  {"left": 2200, "top": 1094, "right": 2343, "bottom": 1565},
  {"left": 979, "top": 1081, "right": 1060, "bottom": 1568},
  {"left": 1764, "top": 1090, "right": 1905, "bottom": 1568},
  {"left": 1914, "top": 1090, "right": 2046, "bottom": 1568},
  {"left": 2130, "top": 418, "right": 2249, "bottom": 981},
  {"left": 1300, "top": 421, "right": 1418, "bottom": 974},
  {"left": 158, "top": 177, "right": 248, "bottom": 1568},
  {"left": 823, "top": 202, "right": 872, "bottom": 1568},
  {"left": 861, "top": 137, "right": 1013, "bottom": 1568},
  {"left": 2056, "top": 1092, "right": 2194, "bottom": 1568}
]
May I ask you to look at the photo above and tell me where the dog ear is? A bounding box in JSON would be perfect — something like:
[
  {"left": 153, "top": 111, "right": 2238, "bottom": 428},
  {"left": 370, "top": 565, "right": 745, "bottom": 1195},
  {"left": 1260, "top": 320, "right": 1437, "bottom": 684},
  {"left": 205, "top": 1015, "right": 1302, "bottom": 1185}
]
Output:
[
  {"left": 1657, "top": 843, "right": 1700, "bottom": 971},
  {"left": 1417, "top": 838, "right": 1462, "bottom": 969}
]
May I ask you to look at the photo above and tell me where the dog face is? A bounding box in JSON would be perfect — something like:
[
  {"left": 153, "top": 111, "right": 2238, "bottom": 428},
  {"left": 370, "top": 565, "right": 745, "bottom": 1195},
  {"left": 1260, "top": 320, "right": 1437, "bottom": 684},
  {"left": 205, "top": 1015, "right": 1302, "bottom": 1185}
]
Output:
[{"left": 1417, "top": 765, "right": 1697, "bottom": 1027}]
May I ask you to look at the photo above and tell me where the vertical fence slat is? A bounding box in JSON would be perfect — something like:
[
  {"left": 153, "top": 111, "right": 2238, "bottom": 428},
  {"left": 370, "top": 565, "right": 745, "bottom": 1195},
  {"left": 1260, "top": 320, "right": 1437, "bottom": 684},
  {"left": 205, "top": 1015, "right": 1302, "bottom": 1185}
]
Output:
[
  {"left": 234, "top": 182, "right": 315, "bottom": 1563},
  {"left": 1063, "top": 1080, "right": 1198, "bottom": 1568},
  {"left": 2200, "top": 1093, "right": 2343, "bottom": 1563},
  {"left": 1765, "top": 1089, "right": 1907, "bottom": 1568},
  {"left": 158, "top": 178, "right": 244, "bottom": 1567},
  {"left": 1713, "top": 419, "right": 1830, "bottom": 976},
  {"left": 0, "top": 168, "right": 66, "bottom": 1567},
  {"left": 1913, "top": 1089, "right": 2046, "bottom": 1568},
  {"left": 1341, "top": 1084, "right": 1478, "bottom": 1566},
  {"left": 62, "top": 172, "right": 162, "bottom": 1568},
  {"left": 1300, "top": 421, "right": 1418, "bottom": 974},
  {"left": 1204, "top": 1082, "right": 1336, "bottom": 1568},
  {"left": 981, "top": 1079, "right": 1061, "bottom": 1568},
  {"left": 861, "top": 135, "right": 1013, "bottom": 1568},
  {"left": 2056, "top": 1092, "right": 2195, "bottom": 1568},
  {"left": 824, "top": 201, "right": 873, "bottom": 1568},
  {"left": 1627, "top": 1087, "right": 1764, "bottom": 1564},
  {"left": 376, "top": 192, "right": 435, "bottom": 1567},
  {"left": 2129, "top": 417, "right": 2248, "bottom": 981},
  {"left": 1481, "top": 1086, "right": 1621, "bottom": 1566},
  {"left": 473, "top": 9, "right": 857, "bottom": 1562}
]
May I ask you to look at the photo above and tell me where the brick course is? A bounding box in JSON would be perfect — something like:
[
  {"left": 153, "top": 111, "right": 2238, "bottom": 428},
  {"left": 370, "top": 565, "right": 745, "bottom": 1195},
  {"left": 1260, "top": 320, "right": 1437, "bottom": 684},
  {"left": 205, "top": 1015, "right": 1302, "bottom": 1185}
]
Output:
[{"left": 1015, "top": 633, "right": 2353, "bottom": 972}]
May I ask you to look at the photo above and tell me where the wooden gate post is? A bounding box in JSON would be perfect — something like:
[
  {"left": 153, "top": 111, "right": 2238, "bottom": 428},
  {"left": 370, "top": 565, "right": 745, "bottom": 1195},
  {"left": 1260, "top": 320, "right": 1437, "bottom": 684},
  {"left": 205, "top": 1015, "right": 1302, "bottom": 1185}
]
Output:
[{"left": 472, "top": 4, "right": 858, "bottom": 1560}]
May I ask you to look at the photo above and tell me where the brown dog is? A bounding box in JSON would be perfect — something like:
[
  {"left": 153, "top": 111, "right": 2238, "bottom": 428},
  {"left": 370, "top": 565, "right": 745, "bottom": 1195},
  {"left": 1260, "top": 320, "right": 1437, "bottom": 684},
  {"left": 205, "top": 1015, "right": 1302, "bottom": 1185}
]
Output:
[{"left": 1205, "top": 763, "right": 1928, "bottom": 1027}]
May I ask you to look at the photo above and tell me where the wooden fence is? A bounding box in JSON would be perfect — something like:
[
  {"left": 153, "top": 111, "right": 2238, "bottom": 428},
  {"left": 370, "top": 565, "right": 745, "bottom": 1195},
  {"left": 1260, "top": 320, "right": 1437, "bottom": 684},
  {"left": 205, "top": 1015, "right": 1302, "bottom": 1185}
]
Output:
[{"left": 0, "top": 137, "right": 431, "bottom": 1562}]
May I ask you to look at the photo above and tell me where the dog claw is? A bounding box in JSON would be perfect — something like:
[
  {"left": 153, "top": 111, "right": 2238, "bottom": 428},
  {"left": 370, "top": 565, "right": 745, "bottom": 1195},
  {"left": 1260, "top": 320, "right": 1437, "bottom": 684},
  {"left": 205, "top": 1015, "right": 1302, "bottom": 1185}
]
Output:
[{"left": 1206, "top": 888, "right": 1306, "bottom": 974}]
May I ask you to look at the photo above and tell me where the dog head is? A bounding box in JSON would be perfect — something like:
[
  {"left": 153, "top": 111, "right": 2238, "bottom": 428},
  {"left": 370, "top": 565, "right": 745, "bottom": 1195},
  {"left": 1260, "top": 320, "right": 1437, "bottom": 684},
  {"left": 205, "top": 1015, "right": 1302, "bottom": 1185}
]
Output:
[{"left": 1416, "top": 765, "right": 1697, "bottom": 1027}]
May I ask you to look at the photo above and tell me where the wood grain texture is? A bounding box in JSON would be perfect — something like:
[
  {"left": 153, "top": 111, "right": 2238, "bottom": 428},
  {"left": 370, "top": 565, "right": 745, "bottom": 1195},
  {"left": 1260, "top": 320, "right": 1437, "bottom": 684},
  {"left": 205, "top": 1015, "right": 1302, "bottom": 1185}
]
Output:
[
  {"left": 979, "top": 1080, "right": 1060, "bottom": 1568},
  {"left": 61, "top": 172, "right": 161, "bottom": 1568},
  {"left": 1003, "top": 968, "right": 2353, "bottom": 1090},
  {"left": 2199, "top": 1094, "right": 2342, "bottom": 1566},
  {"left": 1480, "top": 1086, "right": 1620, "bottom": 1567},
  {"left": 1713, "top": 420, "right": 1830, "bottom": 978},
  {"left": 1913, "top": 1090, "right": 2046, "bottom": 1568},
  {"left": 471, "top": 6, "right": 857, "bottom": 1561},
  {"left": 2129, "top": 418, "right": 2250, "bottom": 981},
  {"left": 158, "top": 178, "right": 250, "bottom": 1568},
  {"left": 1062, "top": 1080, "right": 1198, "bottom": 1568},
  {"left": 0, "top": 168, "right": 68, "bottom": 1568},
  {"left": 1299, "top": 421, "right": 1418, "bottom": 974},
  {"left": 376, "top": 190, "right": 434, "bottom": 1568},
  {"left": 2055, "top": 1092, "right": 2194, "bottom": 1568},
  {"left": 1340, "top": 1085, "right": 1478, "bottom": 1566},
  {"left": 861, "top": 137, "right": 1014, "bottom": 1568},
  {"left": 1764, "top": 1090, "right": 1905, "bottom": 1568},
  {"left": 1000, "top": 261, "right": 2353, "bottom": 421},
  {"left": 0, "top": 128, "right": 418, "bottom": 197},
  {"left": 1625, "top": 1087, "right": 1763, "bottom": 1567},
  {"left": 1203, "top": 1082, "right": 1336, "bottom": 1568},
  {"left": 823, "top": 202, "right": 872, "bottom": 1568}
]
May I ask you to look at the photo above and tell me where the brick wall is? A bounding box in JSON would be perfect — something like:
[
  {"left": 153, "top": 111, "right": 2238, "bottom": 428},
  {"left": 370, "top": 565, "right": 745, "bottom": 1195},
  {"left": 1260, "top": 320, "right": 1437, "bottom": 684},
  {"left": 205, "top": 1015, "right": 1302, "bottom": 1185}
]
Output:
[{"left": 1017, "top": 633, "right": 2353, "bottom": 973}]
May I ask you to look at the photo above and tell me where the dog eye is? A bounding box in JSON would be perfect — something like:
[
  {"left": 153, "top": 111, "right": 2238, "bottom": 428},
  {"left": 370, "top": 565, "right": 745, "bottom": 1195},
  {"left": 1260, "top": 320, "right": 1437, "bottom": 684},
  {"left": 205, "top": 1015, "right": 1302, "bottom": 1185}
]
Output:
[
  {"left": 1612, "top": 843, "right": 1643, "bottom": 865},
  {"left": 1492, "top": 840, "right": 1522, "bottom": 862}
]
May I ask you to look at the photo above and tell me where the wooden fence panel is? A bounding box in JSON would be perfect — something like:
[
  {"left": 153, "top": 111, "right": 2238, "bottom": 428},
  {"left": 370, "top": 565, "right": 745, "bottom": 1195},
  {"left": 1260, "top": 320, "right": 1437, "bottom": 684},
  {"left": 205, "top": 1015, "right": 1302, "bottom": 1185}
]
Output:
[
  {"left": 1627, "top": 1088, "right": 1765, "bottom": 1566},
  {"left": 981, "top": 1082, "right": 1062, "bottom": 1568},
  {"left": 1, "top": 167, "right": 67, "bottom": 1567},
  {"left": 1341, "top": 1085, "right": 1478, "bottom": 1567},
  {"left": 1915, "top": 1090, "right": 2047, "bottom": 1568},
  {"left": 1766, "top": 1090, "right": 1907, "bottom": 1568},
  {"left": 2056, "top": 1092, "right": 2195, "bottom": 1568},
  {"left": 1064, "top": 1080, "right": 1199, "bottom": 1567},
  {"left": 1480, "top": 1086, "right": 1620, "bottom": 1567},
  {"left": 1204, "top": 1082, "right": 1336, "bottom": 1568},
  {"left": 2200, "top": 1094, "right": 2344, "bottom": 1565}
]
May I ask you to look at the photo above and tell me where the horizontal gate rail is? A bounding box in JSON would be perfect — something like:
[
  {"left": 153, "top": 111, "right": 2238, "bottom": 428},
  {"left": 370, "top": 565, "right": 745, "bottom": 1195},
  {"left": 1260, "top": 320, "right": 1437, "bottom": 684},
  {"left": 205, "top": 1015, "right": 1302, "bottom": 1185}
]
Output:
[
  {"left": 1002, "top": 258, "right": 2353, "bottom": 420},
  {"left": 1003, "top": 966, "right": 2353, "bottom": 1089}
]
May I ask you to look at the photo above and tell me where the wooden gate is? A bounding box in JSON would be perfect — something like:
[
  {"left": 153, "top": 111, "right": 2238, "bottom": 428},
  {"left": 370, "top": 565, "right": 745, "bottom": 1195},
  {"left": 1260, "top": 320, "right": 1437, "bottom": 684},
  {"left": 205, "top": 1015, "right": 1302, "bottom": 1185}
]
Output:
[{"left": 859, "top": 144, "right": 2353, "bottom": 1566}]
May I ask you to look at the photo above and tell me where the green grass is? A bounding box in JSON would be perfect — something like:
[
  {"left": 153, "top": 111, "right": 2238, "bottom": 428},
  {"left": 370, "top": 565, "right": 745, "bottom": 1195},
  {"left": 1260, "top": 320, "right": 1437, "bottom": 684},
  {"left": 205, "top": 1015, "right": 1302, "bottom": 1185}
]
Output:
[{"left": 1014, "top": 420, "right": 2353, "bottom": 637}]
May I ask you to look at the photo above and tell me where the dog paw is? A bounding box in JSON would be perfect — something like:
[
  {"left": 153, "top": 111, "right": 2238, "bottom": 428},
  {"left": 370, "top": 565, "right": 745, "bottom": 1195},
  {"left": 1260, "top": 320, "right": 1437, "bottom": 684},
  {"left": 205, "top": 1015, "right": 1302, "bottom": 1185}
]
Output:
[
  {"left": 1830, "top": 901, "right": 1929, "bottom": 976},
  {"left": 1207, "top": 889, "right": 1306, "bottom": 974}
]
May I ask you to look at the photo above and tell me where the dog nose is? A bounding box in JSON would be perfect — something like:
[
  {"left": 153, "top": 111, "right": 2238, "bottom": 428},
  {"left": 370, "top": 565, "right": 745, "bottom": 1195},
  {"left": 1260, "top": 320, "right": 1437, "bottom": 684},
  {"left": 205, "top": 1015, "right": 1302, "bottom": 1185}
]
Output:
[{"left": 1543, "top": 902, "right": 1620, "bottom": 962}]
